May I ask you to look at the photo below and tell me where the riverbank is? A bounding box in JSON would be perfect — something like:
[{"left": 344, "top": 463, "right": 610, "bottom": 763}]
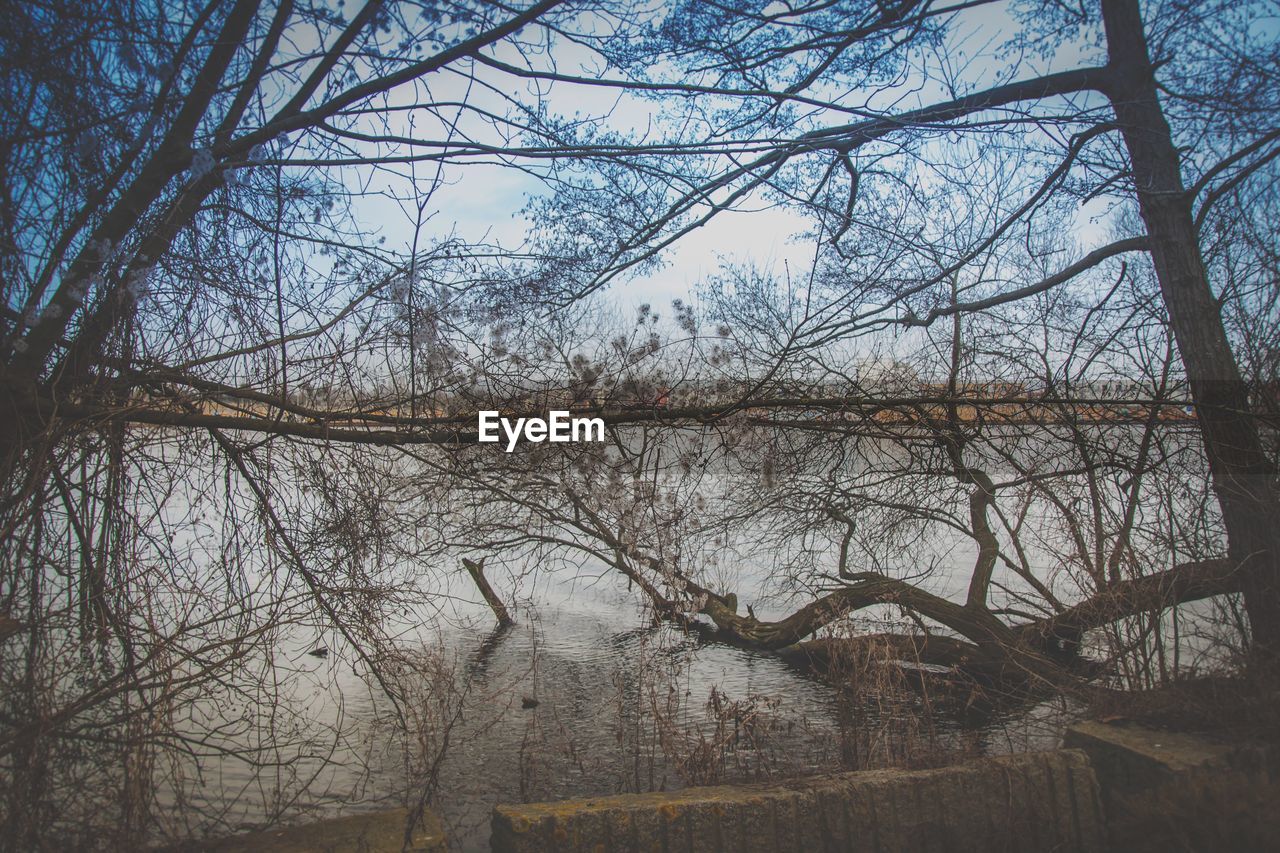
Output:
[{"left": 174, "top": 718, "right": 1278, "bottom": 852}]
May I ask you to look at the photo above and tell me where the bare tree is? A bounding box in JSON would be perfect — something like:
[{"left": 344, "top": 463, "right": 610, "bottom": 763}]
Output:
[
  {"left": 1, "top": 0, "right": 1277, "bottom": 848},
  {"left": 495, "top": 0, "right": 1280, "bottom": 660},
  {"left": 0, "top": 0, "right": 648, "bottom": 846}
]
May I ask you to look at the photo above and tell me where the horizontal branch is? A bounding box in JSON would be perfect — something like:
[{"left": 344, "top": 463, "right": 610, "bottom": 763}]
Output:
[
  {"left": 6, "top": 375, "right": 1211, "bottom": 447},
  {"left": 798, "top": 66, "right": 1111, "bottom": 151},
  {"left": 1019, "top": 558, "right": 1240, "bottom": 642},
  {"left": 9, "top": 391, "right": 474, "bottom": 446},
  {"left": 898, "top": 236, "right": 1150, "bottom": 328},
  {"left": 698, "top": 572, "right": 1008, "bottom": 651}
]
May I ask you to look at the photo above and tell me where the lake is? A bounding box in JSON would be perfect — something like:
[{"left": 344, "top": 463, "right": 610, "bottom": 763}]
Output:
[{"left": 159, "top": 561, "right": 1074, "bottom": 852}]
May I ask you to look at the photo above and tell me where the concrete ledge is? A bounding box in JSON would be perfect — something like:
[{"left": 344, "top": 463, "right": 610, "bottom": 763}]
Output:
[
  {"left": 163, "top": 807, "right": 446, "bottom": 853},
  {"left": 1064, "top": 720, "right": 1280, "bottom": 853},
  {"left": 492, "top": 750, "right": 1105, "bottom": 853}
]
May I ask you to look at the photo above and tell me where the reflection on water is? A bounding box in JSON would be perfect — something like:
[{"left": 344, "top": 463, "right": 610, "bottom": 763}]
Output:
[
  {"left": 172, "top": 574, "right": 1072, "bottom": 853},
  {"left": 423, "top": 608, "right": 843, "bottom": 849}
]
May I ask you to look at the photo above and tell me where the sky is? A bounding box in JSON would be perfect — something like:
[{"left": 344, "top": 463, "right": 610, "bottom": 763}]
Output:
[{"left": 326, "top": 0, "right": 1117, "bottom": 344}]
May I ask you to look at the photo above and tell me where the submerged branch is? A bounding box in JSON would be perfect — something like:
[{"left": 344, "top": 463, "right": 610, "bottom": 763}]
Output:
[{"left": 461, "top": 557, "right": 514, "bottom": 628}]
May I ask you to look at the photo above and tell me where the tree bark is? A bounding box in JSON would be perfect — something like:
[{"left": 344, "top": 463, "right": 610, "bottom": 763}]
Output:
[
  {"left": 1015, "top": 559, "right": 1240, "bottom": 646},
  {"left": 697, "top": 573, "right": 984, "bottom": 650},
  {"left": 462, "top": 558, "right": 514, "bottom": 628},
  {"left": 1101, "top": 0, "right": 1280, "bottom": 662},
  {"left": 696, "top": 558, "right": 1241, "bottom": 685}
]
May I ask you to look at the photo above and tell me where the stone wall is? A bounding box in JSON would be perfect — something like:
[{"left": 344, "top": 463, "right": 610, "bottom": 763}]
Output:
[
  {"left": 161, "top": 807, "right": 447, "bottom": 853},
  {"left": 164, "top": 722, "right": 1278, "bottom": 851},
  {"left": 492, "top": 750, "right": 1106, "bottom": 853},
  {"left": 1065, "top": 720, "right": 1280, "bottom": 853}
]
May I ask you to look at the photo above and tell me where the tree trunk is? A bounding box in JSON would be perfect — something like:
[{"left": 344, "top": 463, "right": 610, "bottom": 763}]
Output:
[
  {"left": 462, "top": 558, "right": 514, "bottom": 628},
  {"left": 1101, "top": 0, "right": 1280, "bottom": 663}
]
